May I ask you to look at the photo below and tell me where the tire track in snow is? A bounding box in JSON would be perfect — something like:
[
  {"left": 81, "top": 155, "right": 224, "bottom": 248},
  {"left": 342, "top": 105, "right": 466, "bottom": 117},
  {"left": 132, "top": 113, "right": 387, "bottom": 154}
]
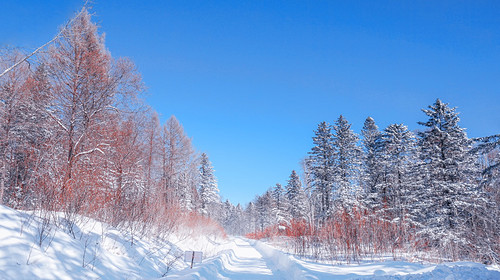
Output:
[
  {"left": 166, "top": 237, "right": 275, "bottom": 279},
  {"left": 248, "top": 238, "right": 309, "bottom": 280}
]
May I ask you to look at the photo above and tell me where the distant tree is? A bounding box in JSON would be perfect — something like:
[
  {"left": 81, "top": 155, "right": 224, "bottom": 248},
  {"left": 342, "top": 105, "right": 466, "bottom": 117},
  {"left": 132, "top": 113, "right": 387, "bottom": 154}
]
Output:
[
  {"left": 144, "top": 112, "right": 162, "bottom": 199},
  {"left": 255, "top": 191, "right": 274, "bottom": 232},
  {"left": 272, "top": 183, "right": 291, "bottom": 225},
  {"left": 245, "top": 201, "right": 258, "bottom": 234},
  {"left": 198, "top": 153, "right": 220, "bottom": 217},
  {"left": 300, "top": 157, "right": 315, "bottom": 225},
  {"left": 286, "top": 170, "right": 308, "bottom": 221},
  {"left": 160, "top": 116, "right": 196, "bottom": 206}
]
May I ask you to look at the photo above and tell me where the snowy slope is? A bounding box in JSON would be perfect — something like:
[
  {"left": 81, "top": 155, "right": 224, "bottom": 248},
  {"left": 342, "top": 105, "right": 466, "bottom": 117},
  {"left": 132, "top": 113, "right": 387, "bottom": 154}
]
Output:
[
  {"left": 0, "top": 205, "right": 188, "bottom": 279},
  {"left": 1, "top": 204, "right": 499, "bottom": 280}
]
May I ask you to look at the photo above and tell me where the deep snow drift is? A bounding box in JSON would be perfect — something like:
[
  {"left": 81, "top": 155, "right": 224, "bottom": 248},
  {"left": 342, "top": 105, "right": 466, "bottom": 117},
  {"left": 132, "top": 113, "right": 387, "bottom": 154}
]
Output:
[{"left": 0, "top": 205, "right": 499, "bottom": 279}]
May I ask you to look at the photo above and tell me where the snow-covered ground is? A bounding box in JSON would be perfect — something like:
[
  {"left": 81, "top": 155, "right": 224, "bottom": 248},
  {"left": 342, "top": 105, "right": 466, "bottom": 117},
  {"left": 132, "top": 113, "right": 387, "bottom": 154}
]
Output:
[
  {"left": 0, "top": 205, "right": 499, "bottom": 279},
  {"left": 0, "top": 204, "right": 218, "bottom": 279},
  {"left": 167, "top": 237, "right": 500, "bottom": 280}
]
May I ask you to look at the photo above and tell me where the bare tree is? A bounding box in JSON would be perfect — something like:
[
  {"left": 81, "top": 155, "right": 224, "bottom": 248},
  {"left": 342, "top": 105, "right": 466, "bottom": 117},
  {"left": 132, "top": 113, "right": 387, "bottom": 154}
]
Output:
[{"left": 43, "top": 8, "right": 142, "bottom": 208}]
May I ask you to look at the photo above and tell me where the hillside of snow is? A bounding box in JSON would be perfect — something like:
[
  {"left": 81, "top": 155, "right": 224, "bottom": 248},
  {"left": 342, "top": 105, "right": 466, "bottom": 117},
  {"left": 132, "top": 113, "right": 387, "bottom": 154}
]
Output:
[
  {"left": 0, "top": 204, "right": 499, "bottom": 279},
  {"left": 0, "top": 205, "right": 223, "bottom": 279}
]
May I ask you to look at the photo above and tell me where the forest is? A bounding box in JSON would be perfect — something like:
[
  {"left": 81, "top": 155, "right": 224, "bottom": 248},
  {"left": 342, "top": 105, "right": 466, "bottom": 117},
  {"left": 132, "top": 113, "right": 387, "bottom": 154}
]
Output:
[
  {"left": 242, "top": 107, "right": 499, "bottom": 264},
  {"left": 1, "top": 6, "right": 499, "bottom": 272}
]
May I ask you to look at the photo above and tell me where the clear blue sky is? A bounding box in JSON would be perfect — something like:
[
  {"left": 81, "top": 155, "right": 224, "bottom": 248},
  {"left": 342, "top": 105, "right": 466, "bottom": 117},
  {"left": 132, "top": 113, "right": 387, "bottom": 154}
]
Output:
[{"left": 2, "top": 1, "right": 500, "bottom": 206}]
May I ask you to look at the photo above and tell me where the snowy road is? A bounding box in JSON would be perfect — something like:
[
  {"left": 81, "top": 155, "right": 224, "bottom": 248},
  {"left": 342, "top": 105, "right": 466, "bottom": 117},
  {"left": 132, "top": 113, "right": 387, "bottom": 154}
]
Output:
[
  {"left": 166, "top": 237, "right": 314, "bottom": 279},
  {"left": 165, "top": 237, "right": 500, "bottom": 280},
  {"left": 166, "top": 238, "right": 282, "bottom": 279}
]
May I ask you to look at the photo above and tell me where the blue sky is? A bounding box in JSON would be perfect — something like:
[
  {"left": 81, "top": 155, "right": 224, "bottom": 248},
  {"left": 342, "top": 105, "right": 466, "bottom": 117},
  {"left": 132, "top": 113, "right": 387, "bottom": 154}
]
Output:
[{"left": 2, "top": 1, "right": 500, "bottom": 206}]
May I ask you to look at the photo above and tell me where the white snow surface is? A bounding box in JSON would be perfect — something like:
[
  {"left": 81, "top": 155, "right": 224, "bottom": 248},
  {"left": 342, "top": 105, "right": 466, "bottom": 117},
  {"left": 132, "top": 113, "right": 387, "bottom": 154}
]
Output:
[
  {"left": 168, "top": 238, "right": 500, "bottom": 280},
  {"left": 0, "top": 205, "right": 499, "bottom": 280}
]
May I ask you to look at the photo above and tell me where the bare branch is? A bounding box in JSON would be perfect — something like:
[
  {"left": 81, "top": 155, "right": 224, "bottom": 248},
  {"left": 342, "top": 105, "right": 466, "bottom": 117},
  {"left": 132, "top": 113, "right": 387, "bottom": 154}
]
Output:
[{"left": 0, "top": 1, "right": 89, "bottom": 79}]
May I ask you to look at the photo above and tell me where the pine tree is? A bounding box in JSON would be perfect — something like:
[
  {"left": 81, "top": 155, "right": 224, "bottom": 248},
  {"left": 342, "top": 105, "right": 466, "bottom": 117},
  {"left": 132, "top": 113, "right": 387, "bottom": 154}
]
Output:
[
  {"left": 272, "top": 183, "right": 291, "bottom": 225},
  {"left": 309, "top": 122, "right": 335, "bottom": 222},
  {"left": 286, "top": 170, "right": 308, "bottom": 221},
  {"left": 472, "top": 135, "right": 500, "bottom": 261},
  {"left": 379, "top": 123, "right": 418, "bottom": 242},
  {"left": 245, "top": 201, "right": 258, "bottom": 234},
  {"left": 255, "top": 190, "right": 274, "bottom": 232},
  {"left": 198, "top": 153, "right": 220, "bottom": 217},
  {"left": 416, "top": 99, "right": 483, "bottom": 259},
  {"left": 332, "top": 115, "right": 362, "bottom": 208},
  {"left": 360, "top": 117, "right": 383, "bottom": 210}
]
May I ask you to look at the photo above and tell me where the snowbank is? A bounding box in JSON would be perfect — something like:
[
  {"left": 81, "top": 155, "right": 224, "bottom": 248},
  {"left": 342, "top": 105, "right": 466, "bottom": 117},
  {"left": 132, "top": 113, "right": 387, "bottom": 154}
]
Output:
[{"left": 0, "top": 205, "right": 186, "bottom": 279}]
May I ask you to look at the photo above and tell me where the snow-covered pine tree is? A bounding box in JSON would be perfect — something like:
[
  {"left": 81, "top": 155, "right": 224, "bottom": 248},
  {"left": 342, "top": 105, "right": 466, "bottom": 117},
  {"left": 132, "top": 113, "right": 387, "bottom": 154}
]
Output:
[
  {"left": 176, "top": 171, "right": 194, "bottom": 211},
  {"left": 416, "top": 99, "right": 484, "bottom": 260},
  {"left": 233, "top": 203, "right": 246, "bottom": 235},
  {"left": 255, "top": 190, "right": 274, "bottom": 232},
  {"left": 198, "top": 153, "right": 220, "bottom": 217},
  {"left": 272, "top": 183, "right": 291, "bottom": 225},
  {"left": 309, "top": 121, "right": 335, "bottom": 223},
  {"left": 470, "top": 135, "right": 500, "bottom": 263},
  {"left": 473, "top": 134, "right": 500, "bottom": 193},
  {"left": 245, "top": 201, "right": 258, "bottom": 234},
  {"left": 379, "top": 123, "right": 417, "bottom": 243},
  {"left": 360, "top": 117, "right": 383, "bottom": 210},
  {"left": 332, "top": 115, "right": 362, "bottom": 209},
  {"left": 222, "top": 199, "right": 240, "bottom": 234},
  {"left": 286, "top": 170, "right": 308, "bottom": 221}
]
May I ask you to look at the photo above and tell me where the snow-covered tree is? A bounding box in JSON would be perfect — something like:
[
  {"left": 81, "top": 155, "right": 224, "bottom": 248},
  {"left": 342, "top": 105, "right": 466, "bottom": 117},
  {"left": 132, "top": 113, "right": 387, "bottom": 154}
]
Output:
[
  {"left": 379, "top": 123, "right": 418, "bottom": 242},
  {"left": 332, "top": 115, "right": 362, "bottom": 208},
  {"left": 245, "top": 201, "right": 258, "bottom": 234},
  {"left": 272, "top": 183, "right": 290, "bottom": 225},
  {"left": 309, "top": 121, "right": 335, "bottom": 222},
  {"left": 255, "top": 190, "right": 274, "bottom": 232},
  {"left": 0, "top": 51, "right": 52, "bottom": 208},
  {"left": 360, "top": 117, "right": 383, "bottom": 209},
  {"left": 286, "top": 170, "right": 308, "bottom": 221},
  {"left": 161, "top": 116, "right": 196, "bottom": 206},
  {"left": 473, "top": 134, "right": 500, "bottom": 193},
  {"left": 416, "top": 99, "right": 484, "bottom": 259},
  {"left": 198, "top": 153, "right": 220, "bottom": 217},
  {"left": 44, "top": 8, "right": 142, "bottom": 205}
]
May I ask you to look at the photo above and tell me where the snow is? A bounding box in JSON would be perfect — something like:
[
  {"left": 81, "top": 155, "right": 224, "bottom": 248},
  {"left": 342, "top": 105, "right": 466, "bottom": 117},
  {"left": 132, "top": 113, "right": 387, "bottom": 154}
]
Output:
[
  {"left": 0, "top": 204, "right": 499, "bottom": 279},
  {"left": 168, "top": 238, "right": 500, "bottom": 280},
  {"left": 0, "top": 204, "right": 186, "bottom": 279}
]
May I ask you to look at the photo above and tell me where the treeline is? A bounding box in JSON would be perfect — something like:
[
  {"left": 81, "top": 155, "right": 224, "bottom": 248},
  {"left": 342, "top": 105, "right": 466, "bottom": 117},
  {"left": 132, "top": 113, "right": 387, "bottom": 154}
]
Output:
[
  {"left": 245, "top": 99, "right": 499, "bottom": 264},
  {"left": 0, "top": 9, "right": 224, "bottom": 239}
]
